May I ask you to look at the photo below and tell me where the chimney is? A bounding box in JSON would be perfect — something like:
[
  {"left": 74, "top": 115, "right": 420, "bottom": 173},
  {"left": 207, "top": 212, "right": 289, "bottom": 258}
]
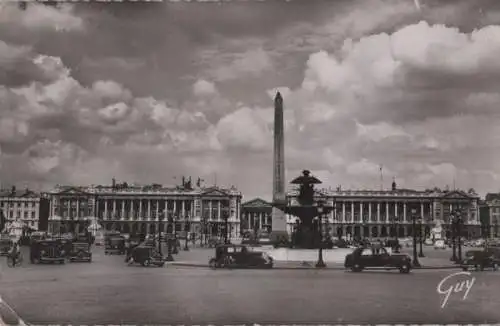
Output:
[
  {"left": 392, "top": 178, "right": 397, "bottom": 191},
  {"left": 11, "top": 186, "right": 16, "bottom": 195},
  {"left": 112, "top": 178, "right": 116, "bottom": 188}
]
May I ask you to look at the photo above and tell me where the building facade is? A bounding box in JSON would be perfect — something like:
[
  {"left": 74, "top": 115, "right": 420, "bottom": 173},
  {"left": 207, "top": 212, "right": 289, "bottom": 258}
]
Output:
[
  {"left": 46, "top": 182, "right": 243, "bottom": 238},
  {"left": 241, "top": 198, "right": 272, "bottom": 234},
  {"left": 0, "top": 187, "right": 49, "bottom": 236},
  {"left": 481, "top": 193, "right": 500, "bottom": 238},
  {"left": 284, "top": 183, "right": 480, "bottom": 239}
]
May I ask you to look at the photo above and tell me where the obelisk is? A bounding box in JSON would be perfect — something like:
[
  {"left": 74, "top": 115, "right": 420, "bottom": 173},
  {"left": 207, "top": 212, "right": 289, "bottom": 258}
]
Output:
[{"left": 270, "top": 92, "right": 288, "bottom": 243}]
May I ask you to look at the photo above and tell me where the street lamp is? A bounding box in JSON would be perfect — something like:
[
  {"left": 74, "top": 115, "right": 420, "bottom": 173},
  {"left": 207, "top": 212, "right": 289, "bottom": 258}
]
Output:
[
  {"left": 165, "top": 212, "right": 174, "bottom": 262},
  {"left": 183, "top": 213, "right": 190, "bottom": 251},
  {"left": 411, "top": 208, "right": 421, "bottom": 267},
  {"left": 450, "top": 209, "right": 458, "bottom": 262},
  {"left": 456, "top": 210, "right": 463, "bottom": 263},
  {"left": 418, "top": 217, "right": 425, "bottom": 258},
  {"left": 315, "top": 201, "right": 326, "bottom": 268},
  {"left": 223, "top": 212, "right": 229, "bottom": 244},
  {"left": 172, "top": 212, "right": 179, "bottom": 254}
]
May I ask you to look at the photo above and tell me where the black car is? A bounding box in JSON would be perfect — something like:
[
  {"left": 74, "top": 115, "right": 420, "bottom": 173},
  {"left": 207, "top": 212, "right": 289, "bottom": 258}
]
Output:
[
  {"left": 127, "top": 245, "right": 164, "bottom": 267},
  {"left": 208, "top": 244, "right": 273, "bottom": 269},
  {"left": 0, "top": 238, "right": 13, "bottom": 256},
  {"left": 105, "top": 235, "right": 126, "bottom": 255},
  {"left": 344, "top": 247, "right": 412, "bottom": 273},
  {"left": 461, "top": 250, "right": 499, "bottom": 271},
  {"left": 68, "top": 242, "right": 92, "bottom": 262},
  {"left": 30, "top": 239, "right": 66, "bottom": 264}
]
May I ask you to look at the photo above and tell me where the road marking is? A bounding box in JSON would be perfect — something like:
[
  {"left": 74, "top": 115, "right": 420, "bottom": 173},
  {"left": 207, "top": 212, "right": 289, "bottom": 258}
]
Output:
[{"left": 0, "top": 295, "right": 27, "bottom": 325}]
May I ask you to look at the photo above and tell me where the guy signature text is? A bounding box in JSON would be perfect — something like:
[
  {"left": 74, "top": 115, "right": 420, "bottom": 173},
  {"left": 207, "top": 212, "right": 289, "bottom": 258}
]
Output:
[{"left": 436, "top": 271, "right": 475, "bottom": 308}]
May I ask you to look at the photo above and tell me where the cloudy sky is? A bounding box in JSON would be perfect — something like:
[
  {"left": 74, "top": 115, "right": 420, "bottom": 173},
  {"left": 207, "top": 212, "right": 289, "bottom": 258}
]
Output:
[{"left": 1, "top": 0, "right": 500, "bottom": 199}]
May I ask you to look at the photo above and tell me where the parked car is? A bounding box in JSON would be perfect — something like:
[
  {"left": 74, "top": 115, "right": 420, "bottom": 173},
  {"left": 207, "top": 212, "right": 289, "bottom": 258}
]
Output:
[
  {"left": 105, "top": 235, "right": 126, "bottom": 255},
  {"left": 434, "top": 239, "right": 446, "bottom": 250},
  {"left": 68, "top": 242, "right": 92, "bottom": 262},
  {"left": 30, "top": 239, "right": 66, "bottom": 264},
  {"left": 344, "top": 247, "right": 412, "bottom": 273},
  {"left": 0, "top": 237, "right": 13, "bottom": 256},
  {"left": 461, "top": 250, "right": 499, "bottom": 271},
  {"left": 127, "top": 245, "right": 164, "bottom": 267},
  {"left": 209, "top": 244, "right": 273, "bottom": 269}
]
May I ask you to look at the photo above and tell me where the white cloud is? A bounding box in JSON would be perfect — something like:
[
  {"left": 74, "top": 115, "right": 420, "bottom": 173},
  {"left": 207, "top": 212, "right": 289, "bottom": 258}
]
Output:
[
  {"left": 0, "top": 3, "right": 84, "bottom": 32},
  {"left": 193, "top": 79, "right": 217, "bottom": 96},
  {"left": 210, "top": 47, "right": 273, "bottom": 81}
]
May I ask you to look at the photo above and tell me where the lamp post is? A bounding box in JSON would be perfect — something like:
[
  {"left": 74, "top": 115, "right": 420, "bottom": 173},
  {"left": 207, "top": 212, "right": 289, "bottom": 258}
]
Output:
[
  {"left": 450, "top": 209, "right": 458, "bottom": 262},
  {"left": 418, "top": 217, "right": 425, "bottom": 257},
  {"left": 165, "top": 213, "right": 174, "bottom": 262},
  {"left": 411, "top": 208, "right": 421, "bottom": 267},
  {"left": 183, "top": 213, "right": 190, "bottom": 251},
  {"left": 315, "top": 201, "right": 326, "bottom": 268},
  {"left": 223, "top": 212, "right": 229, "bottom": 244},
  {"left": 456, "top": 210, "right": 463, "bottom": 264},
  {"left": 171, "top": 212, "right": 179, "bottom": 254}
]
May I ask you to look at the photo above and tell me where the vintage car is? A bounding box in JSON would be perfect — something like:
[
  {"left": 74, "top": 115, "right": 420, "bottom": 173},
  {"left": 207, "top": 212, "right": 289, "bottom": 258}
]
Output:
[
  {"left": 434, "top": 239, "right": 446, "bottom": 250},
  {"left": 30, "top": 239, "right": 66, "bottom": 264},
  {"left": 0, "top": 237, "right": 13, "bottom": 256},
  {"left": 127, "top": 245, "right": 164, "bottom": 267},
  {"left": 344, "top": 247, "right": 412, "bottom": 273},
  {"left": 30, "top": 232, "right": 47, "bottom": 244},
  {"left": 461, "top": 250, "right": 499, "bottom": 271},
  {"left": 68, "top": 242, "right": 92, "bottom": 262},
  {"left": 105, "top": 235, "right": 126, "bottom": 255},
  {"left": 208, "top": 244, "right": 274, "bottom": 269}
]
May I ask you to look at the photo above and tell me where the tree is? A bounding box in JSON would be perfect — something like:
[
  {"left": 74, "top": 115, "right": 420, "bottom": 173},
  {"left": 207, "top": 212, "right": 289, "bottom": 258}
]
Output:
[{"left": 468, "top": 188, "right": 476, "bottom": 194}]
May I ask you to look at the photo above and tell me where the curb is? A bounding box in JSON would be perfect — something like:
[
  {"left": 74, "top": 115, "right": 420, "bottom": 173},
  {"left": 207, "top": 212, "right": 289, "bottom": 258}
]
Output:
[
  {"left": 0, "top": 295, "right": 27, "bottom": 326},
  {"left": 167, "top": 262, "right": 461, "bottom": 271}
]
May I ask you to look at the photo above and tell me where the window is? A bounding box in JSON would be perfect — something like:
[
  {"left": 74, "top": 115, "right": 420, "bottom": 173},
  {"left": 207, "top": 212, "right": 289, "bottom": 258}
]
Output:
[{"left": 361, "top": 248, "right": 373, "bottom": 256}]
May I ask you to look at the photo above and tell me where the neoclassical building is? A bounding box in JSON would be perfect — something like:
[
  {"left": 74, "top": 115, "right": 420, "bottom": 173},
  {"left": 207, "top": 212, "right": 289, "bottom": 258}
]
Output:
[
  {"left": 284, "top": 182, "right": 481, "bottom": 239},
  {"left": 480, "top": 193, "right": 500, "bottom": 238},
  {"left": 46, "top": 180, "right": 243, "bottom": 238},
  {"left": 0, "top": 187, "right": 50, "bottom": 235},
  {"left": 241, "top": 198, "right": 273, "bottom": 234}
]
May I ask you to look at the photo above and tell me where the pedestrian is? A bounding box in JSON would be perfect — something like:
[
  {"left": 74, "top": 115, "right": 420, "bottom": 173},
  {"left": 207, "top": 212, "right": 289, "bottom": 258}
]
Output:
[{"left": 9, "top": 241, "right": 20, "bottom": 266}]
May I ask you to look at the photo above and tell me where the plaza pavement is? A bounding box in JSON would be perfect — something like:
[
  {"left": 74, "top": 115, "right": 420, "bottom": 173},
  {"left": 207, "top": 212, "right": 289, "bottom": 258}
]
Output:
[
  {"left": 169, "top": 245, "right": 464, "bottom": 269},
  {"left": 1, "top": 245, "right": 499, "bottom": 324}
]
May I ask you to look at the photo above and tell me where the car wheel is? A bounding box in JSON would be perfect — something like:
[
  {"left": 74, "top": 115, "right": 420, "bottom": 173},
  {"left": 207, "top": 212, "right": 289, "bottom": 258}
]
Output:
[
  {"left": 209, "top": 258, "right": 217, "bottom": 269},
  {"left": 351, "top": 263, "right": 363, "bottom": 272},
  {"left": 158, "top": 262, "right": 165, "bottom": 267},
  {"left": 142, "top": 259, "right": 151, "bottom": 267},
  {"left": 474, "top": 265, "right": 480, "bottom": 271},
  {"left": 399, "top": 263, "right": 411, "bottom": 274},
  {"left": 462, "top": 267, "right": 468, "bottom": 271}
]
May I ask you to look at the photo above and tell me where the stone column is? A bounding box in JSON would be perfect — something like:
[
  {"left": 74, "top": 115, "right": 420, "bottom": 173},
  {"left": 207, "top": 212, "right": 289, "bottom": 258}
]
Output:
[
  {"left": 368, "top": 203, "right": 372, "bottom": 223},
  {"left": 394, "top": 202, "right": 398, "bottom": 221},
  {"left": 377, "top": 203, "right": 381, "bottom": 223},
  {"left": 342, "top": 202, "right": 346, "bottom": 222},
  {"left": 156, "top": 200, "right": 159, "bottom": 221},
  {"left": 147, "top": 200, "right": 151, "bottom": 220},
  {"left": 403, "top": 202, "right": 407, "bottom": 223},
  {"left": 139, "top": 199, "right": 143, "bottom": 220},
  {"left": 386, "top": 202, "right": 389, "bottom": 223},
  {"left": 351, "top": 202, "right": 354, "bottom": 222},
  {"left": 218, "top": 201, "right": 222, "bottom": 221},
  {"left": 421, "top": 202, "right": 424, "bottom": 220},
  {"left": 360, "top": 202, "right": 363, "bottom": 222}
]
